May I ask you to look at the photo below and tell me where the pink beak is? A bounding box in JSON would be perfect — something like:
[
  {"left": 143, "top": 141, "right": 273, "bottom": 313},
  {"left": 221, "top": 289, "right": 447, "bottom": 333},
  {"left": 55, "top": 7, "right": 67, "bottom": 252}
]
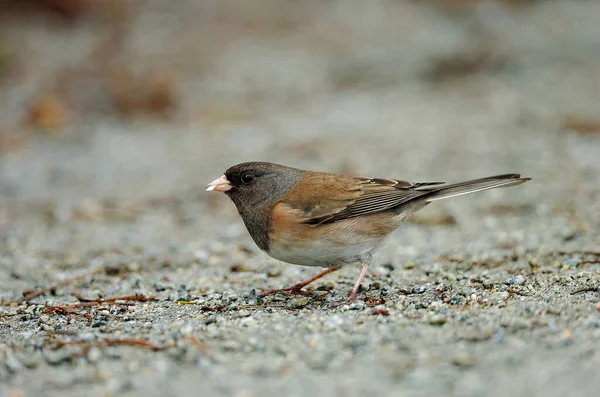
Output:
[{"left": 206, "top": 175, "right": 232, "bottom": 192}]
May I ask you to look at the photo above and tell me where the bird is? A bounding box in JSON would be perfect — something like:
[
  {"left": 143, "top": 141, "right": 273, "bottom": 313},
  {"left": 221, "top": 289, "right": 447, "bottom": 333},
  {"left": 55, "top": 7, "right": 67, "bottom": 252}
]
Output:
[{"left": 206, "top": 162, "right": 530, "bottom": 306}]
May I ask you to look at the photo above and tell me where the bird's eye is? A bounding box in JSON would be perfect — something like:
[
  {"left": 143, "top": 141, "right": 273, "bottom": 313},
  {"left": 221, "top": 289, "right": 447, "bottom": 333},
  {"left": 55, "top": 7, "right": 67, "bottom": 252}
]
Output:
[{"left": 240, "top": 173, "right": 255, "bottom": 184}]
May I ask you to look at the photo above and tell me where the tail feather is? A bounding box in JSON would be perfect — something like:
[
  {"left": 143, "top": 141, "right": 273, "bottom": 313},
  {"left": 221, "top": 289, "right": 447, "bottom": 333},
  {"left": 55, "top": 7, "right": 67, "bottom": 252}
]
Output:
[{"left": 421, "top": 174, "right": 530, "bottom": 202}]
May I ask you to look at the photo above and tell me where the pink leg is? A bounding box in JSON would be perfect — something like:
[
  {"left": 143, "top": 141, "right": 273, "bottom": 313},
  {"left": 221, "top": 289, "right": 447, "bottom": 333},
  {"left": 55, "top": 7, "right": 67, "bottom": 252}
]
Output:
[
  {"left": 330, "top": 259, "right": 370, "bottom": 307},
  {"left": 259, "top": 268, "right": 338, "bottom": 297}
]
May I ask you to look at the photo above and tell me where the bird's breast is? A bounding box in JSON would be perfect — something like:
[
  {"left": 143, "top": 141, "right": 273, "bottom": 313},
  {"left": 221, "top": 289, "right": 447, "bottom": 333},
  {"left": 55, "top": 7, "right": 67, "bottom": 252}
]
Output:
[{"left": 266, "top": 204, "right": 401, "bottom": 267}]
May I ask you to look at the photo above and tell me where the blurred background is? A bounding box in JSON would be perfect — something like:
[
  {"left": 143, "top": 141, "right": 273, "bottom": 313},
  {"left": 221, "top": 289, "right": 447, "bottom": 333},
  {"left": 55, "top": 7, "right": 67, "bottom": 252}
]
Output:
[{"left": 1, "top": 0, "right": 599, "bottom": 202}]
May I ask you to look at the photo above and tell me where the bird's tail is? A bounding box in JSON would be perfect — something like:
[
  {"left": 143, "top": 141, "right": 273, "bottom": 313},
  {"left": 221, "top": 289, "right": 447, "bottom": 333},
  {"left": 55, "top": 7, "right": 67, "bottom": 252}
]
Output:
[{"left": 420, "top": 174, "right": 530, "bottom": 202}]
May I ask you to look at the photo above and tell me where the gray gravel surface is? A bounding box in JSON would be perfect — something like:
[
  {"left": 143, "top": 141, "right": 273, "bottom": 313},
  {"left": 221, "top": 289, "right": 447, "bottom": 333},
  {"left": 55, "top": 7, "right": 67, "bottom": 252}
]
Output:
[{"left": 1, "top": 1, "right": 600, "bottom": 396}]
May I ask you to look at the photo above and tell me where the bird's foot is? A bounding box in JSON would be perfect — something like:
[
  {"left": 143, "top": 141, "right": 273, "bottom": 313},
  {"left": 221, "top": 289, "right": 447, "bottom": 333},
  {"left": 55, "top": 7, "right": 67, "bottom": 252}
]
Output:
[{"left": 328, "top": 292, "right": 358, "bottom": 308}]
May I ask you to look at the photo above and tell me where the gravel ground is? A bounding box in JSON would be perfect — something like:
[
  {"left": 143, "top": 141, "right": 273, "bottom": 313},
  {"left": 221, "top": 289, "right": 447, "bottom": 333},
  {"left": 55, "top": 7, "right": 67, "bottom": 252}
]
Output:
[{"left": 1, "top": 1, "right": 600, "bottom": 396}]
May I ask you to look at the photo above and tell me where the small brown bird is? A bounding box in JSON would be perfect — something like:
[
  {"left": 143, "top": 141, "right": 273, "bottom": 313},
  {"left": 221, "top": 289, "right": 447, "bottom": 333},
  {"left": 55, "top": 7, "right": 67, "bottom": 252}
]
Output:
[{"left": 207, "top": 162, "right": 529, "bottom": 306}]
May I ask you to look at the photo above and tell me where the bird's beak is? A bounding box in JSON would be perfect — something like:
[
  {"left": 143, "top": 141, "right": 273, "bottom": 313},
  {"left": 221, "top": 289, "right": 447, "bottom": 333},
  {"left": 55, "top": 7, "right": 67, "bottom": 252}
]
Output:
[{"left": 206, "top": 175, "right": 232, "bottom": 192}]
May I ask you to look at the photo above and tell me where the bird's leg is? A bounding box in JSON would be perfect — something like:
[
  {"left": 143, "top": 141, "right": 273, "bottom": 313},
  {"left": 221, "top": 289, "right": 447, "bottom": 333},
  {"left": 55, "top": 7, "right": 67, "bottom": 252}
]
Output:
[
  {"left": 259, "top": 268, "right": 338, "bottom": 297},
  {"left": 330, "top": 255, "right": 371, "bottom": 307}
]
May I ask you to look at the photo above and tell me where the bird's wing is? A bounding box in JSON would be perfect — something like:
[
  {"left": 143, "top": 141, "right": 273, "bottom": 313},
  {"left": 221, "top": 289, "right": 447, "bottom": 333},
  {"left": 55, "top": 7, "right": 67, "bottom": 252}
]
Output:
[{"left": 279, "top": 172, "right": 445, "bottom": 225}]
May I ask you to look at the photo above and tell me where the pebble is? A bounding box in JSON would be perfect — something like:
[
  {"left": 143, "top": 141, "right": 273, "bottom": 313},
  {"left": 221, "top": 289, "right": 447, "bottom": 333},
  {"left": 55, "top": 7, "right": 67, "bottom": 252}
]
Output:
[
  {"left": 510, "top": 318, "right": 531, "bottom": 330},
  {"left": 490, "top": 291, "right": 510, "bottom": 303},
  {"left": 349, "top": 302, "right": 365, "bottom": 310},
  {"left": 448, "top": 295, "right": 467, "bottom": 306},
  {"left": 452, "top": 351, "right": 477, "bottom": 368},
  {"left": 492, "top": 332, "right": 505, "bottom": 344},
  {"left": 561, "top": 258, "right": 579, "bottom": 268},
  {"left": 412, "top": 285, "right": 427, "bottom": 294},
  {"left": 154, "top": 282, "right": 170, "bottom": 291},
  {"left": 194, "top": 249, "right": 210, "bottom": 263},
  {"left": 560, "top": 329, "right": 574, "bottom": 341},
  {"left": 324, "top": 315, "right": 344, "bottom": 328},
  {"left": 427, "top": 314, "right": 447, "bottom": 326},
  {"left": 222, "top": 340, "right": 242, "bottom": 352},
  {"left": 44, "top": 349, "right": 72, "bottom": 365},
  {"left": 87, "top": 347, "right": 102, "bottom": 362},
  {"left": 4, "top": 353, "right": 23, "bottom": 373},
  {"left": 290, "top": 297, "right": 311, "bottom": 308},
  {"left": 506, "top": 275, "right": 526, "bottom": 285}
]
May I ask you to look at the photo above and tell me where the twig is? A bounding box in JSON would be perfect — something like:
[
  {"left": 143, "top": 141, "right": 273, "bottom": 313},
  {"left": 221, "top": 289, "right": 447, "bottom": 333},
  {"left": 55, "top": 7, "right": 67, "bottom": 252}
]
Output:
[
  {"left": 43, "top": 305, "right": 93, "bottom": 324},
  {"left": 506, "top": 288, "right": 530, "bottom": 297},
  {"left": 438, "top": 255, "right": 514, "bottom": 267},
  {"left": 49, "top": 330, "right": 79, "bottom": 336},
  {"left": 199, "top": 304, "right": 229, "bottom": 312},
  {"left": 73, "top": 294, "right": 155, "bottom": 303},
  {"left": 53, "top": 302, "right": 99, "bottom": 309},
  {"left": 398, "top": 288, "right": 417, "bottom": 295},
  {"left": 571, "top": 286, "right": 599, "bottom": 295},
  {"left": 580, "top": 260, "right": 600, "bottom": 265},
  {"left": 238, "top": 305, "right": 290, "bottom": 310},
  {"left": 556, "top": 251, "right": 599, "bottom": 257},
  {"left": 47, "top": 338, "right": 163, "bottom": 352},
  {"left": 184, "top": 335, "right": 209, "bottom": 355},
  {"left": 0, "top": 312, "right": 22, "bottom": 317}
]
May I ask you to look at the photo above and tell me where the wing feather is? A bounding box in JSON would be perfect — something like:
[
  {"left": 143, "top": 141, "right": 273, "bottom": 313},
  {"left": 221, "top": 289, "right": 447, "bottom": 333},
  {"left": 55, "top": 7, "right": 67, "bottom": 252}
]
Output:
[{"left": 279, "top": 173, "right": 440, "bottom": 225}]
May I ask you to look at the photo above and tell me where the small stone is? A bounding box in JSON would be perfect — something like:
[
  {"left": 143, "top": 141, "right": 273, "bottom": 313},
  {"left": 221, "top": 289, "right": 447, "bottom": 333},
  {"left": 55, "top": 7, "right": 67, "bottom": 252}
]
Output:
[
  {"left": 222, "top": 340, "right": 241, "bottom": 352},
  {"left": 483, "top": 280, "right": 494, "bottom": 289},
  {"left": 490, "top": 291, "right": 510, "bottom": 303},
  {"left": 370, "top": 280, "right": 382, "bottom": 290},
  {"left": 4, "top": 354, "right": 23, "bottom": 373},
  {"left": 87, "top": 347, "right": 102, "bottom": 362},
  {"left": 452, "top": 351, "right": 477, "bottom": 368},
  {"left": 427, "top": 314, "right": 447, "bottom": 326},
  {"left": 266, "top": 268, "right": 281, "bottom": 278},
  {"left": 44, "top": 349, "right": 71, "bottom": 365},
  {"left": 546, "top": 306, "right": 561, "bottom": 315},
  {"left": 506, "top": 275, "right": 526, "bottom": 285},
  {"left": 39, "top": 315, "right": 51, "bottom": 324},
  {"left": 560, "top": 329, "right": 574, "bottom": 341},
  {"left": 448, "top": 295, "right": 467, "bottom": 306},
  {"left": 291, "top": 297, "right": 311, "bottom": 308},
  {"left": 40, "top": 323, "right": 54, "bottom": 332},
  {"left": 561, "top": 258, "right": 579, "bottom": 268},
  {"left": 510, "top": 318, "right": 531, "bottom": 330},
  {"left": 492, "top": 331, "right": 505, "bottom": 344},
  {"left": 154, "top": 282, "right": 170, "bottom": 292},
  {"left": 349, "top": 301, "right": 365, "bottom": 310},
  {"left": 596, "top": 301, "right": 600, "bottom": 312},
  {"left": 325, "top": 315, "right": 343, "bottom": 328},
  {"left": 412, "top": 285, "right": 427, "bottom": 294}
]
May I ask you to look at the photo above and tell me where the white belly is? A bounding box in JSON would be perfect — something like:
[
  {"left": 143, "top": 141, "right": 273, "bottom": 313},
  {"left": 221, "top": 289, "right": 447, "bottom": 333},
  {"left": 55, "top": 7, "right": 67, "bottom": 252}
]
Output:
[
  {"left": 266, "top": 233, "right": 386, "bottom": 268},
  {"left": 264, "top": 204, "right": 414, "bottom": 268}
]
